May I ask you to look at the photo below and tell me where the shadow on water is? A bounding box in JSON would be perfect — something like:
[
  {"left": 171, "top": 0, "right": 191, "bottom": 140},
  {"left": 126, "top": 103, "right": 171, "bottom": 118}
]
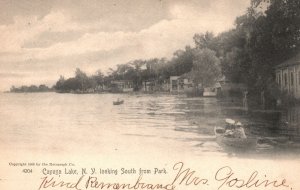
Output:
[
  {"left": 228, "top": 106, "right": 300, "bottom": 159},
  {"left": 2, "top": 93, "right": 300, "bottom": 159},
  {"left": 116, "top": 93, "right": 300, "bottom": 159},
  {"left": 172, "top": 96, "right": 300, "bottom": 159}
]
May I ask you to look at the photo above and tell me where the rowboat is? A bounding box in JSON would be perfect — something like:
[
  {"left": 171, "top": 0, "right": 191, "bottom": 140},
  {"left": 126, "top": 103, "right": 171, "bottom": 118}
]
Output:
[
  {"left": 113, "top": 99, "right": 124, "bottom": 105},
  {"left": 203, "top": 87, "right": 217, "bottom": 97},
  {"left": 214, "top": 126, "right": 257, "bottom": 149}
]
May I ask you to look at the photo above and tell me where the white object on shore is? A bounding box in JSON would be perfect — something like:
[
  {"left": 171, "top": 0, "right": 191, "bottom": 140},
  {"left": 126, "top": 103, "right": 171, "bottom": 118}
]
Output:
[
  {"left": 225, "top": 118, "right": 235, "bottom": 125},
  {"left": 236, "top": 121, "right": 242, "bottom": 126}
]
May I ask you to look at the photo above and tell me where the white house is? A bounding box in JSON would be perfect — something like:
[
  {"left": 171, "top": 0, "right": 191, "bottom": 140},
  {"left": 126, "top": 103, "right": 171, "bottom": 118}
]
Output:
[{"left": 169, "top": 75, "right": 193, "bottom": 93}]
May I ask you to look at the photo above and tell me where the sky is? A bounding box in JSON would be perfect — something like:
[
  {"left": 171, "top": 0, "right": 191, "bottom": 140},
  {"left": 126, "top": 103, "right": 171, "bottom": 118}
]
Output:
[{"left": 0, "top": 0, "right": 250, "bottom": 91}]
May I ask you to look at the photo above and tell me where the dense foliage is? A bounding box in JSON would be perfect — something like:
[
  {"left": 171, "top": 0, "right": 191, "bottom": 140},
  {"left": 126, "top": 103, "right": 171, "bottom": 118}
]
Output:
[
  {"left": 18, "top": 0, "right": 300, "bottom": 100},
  {"left": 222, "top": 0, "right": 300, "bottom": 90},
  {"left": 10, "top": 84, "right": 52, "bottom": 93},
  {"left": 53, "top": 45, "right": 221, "bottom": 92}
]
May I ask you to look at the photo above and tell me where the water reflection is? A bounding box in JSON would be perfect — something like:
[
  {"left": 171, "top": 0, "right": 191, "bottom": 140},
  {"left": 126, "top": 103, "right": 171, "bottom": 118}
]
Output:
[
  {"left": 283, "top": 106, "right": 300, "bottom": 139},
  {"left": 0, "top": 93, "right": 300, "bottom": 159},
  {"left": 172, "top": 96, "right": 300, "bottom": 158},
  {"left": 286, "top": 106, "right": 300, "bottom": 127}
]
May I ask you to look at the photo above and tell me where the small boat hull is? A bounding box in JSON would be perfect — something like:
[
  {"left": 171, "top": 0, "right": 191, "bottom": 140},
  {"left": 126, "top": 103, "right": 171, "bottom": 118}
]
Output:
[
  {"left": 214, "top": 127, "right": 257, "bottom": 149},
  {"left": 203, "top": 88, "right": 217, "bottom": 97},
  {"left": 113, "top": 100, "right": 124, "bottom": 105}
]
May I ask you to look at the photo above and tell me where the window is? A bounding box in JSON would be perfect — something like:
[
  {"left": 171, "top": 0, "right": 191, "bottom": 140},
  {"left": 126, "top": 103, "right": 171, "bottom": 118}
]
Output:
[
  {"left": 298, "top": 71, "right": 300, "bottom": 85},
  {"left": 284, "top": 73, "right": 288, "bottom": 86}
]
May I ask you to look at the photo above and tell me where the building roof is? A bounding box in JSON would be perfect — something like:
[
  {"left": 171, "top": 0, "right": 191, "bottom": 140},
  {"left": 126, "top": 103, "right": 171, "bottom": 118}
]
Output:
[
  {"left": 275, "top": 52, "right": 300, "bottom": 69},
  {"left": 178, "top": 72, "right": 192, "bottom": 79},
  {"left": 111, "top": 80, "right": 133, "bottom": 84}
]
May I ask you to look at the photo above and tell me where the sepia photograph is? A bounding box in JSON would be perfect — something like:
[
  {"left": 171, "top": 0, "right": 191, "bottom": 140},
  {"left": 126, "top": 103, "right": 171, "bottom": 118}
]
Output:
[{"left": 0, "top": 0, "right": 300, "bottom": 189}]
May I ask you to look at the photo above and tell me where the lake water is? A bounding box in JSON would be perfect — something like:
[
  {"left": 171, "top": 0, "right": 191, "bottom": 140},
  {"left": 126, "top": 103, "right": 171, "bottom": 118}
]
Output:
[{"left": 1, "top": 92, "right": 300, "bottom": 160}]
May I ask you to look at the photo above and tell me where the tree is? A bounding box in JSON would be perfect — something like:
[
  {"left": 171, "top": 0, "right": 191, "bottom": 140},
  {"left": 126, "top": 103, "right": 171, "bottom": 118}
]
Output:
[
  {"left": 38, "top": 84, "right": 50, "bottom": 92},
  {"left": 246, "top": 0, "right": 300, "bottom": 91},
  {"left": 193, "top": 32, "right": 216, "bottom": 50},
  {"left": 169, "top": 46, "right": 194, "bottom": 76},
  {"left": 74, "top": 68, "right": 91, "bottom": 90},
  {"left": 54, "top": 75, "right": 65, "bottom": 91},
  {"left": 191, "top": 48, "right": 221, "bottom": 87},
  {"left": 92, "top": 69, "right": 104, "bottom": 86}
]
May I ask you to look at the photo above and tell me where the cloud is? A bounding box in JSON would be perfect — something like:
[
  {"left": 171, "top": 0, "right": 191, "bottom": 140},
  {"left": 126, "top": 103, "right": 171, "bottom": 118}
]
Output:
[
  {"left": 0, "top": 11, "right": 69, "bottom": 52},
  {"left": 0, "top": 72, "right": 25, "bottom": 78},
  {"left": 0, "top": 0, "right": 250, "bottom": 90},
  {"left": 23, "top": 31, "right": 84, "bottom": 48}
]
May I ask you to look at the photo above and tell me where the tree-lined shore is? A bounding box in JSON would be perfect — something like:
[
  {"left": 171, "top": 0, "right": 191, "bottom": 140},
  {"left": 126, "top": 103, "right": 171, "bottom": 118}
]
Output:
[
  {"left": 10, "top": 0, "right": 300, "bottom": 107},
  {"left": 10, "top": 85, "right": 53, "bottom": 93}
]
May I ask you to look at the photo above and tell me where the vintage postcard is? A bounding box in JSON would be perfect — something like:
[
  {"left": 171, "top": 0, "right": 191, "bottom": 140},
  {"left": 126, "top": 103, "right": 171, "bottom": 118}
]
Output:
[{"left": 1, "top": 0, "right": 300, "bottom": 190}]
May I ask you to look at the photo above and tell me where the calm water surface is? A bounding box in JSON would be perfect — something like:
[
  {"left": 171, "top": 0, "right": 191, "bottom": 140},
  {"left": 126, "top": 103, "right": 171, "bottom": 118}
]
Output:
[{"left": 1, "top": 92, "right": 300, "bottom": 159}]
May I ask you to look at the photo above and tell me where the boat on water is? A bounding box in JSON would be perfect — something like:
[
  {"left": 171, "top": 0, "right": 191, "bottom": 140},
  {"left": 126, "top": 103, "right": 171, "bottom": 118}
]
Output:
[
  {"left": 203, "top": 87, "right": 217, "bottom": 97},
  {"left": 214, "top": 119, "right": 257, "bottom": 149},
  {"left": 113, "top": 99, "right": 124, "bottom": 105}
]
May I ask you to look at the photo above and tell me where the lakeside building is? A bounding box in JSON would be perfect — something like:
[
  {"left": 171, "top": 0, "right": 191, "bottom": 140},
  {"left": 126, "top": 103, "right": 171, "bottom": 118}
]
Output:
[
  {"left": 275, "top": 53, "right": 300, "bottom": 99},
  {"left": 142, "top": 80, "right": 170, "bottom": 92},
  {"left": 170, "top": 76, "right": 181, "bottom": 93},
  {"left": 110, "top": 80, "right": 134, "bottom": 92},
  {"left": 143, "top": 80, "right": 155, "bottom": 92},
  {"left": 169, "top": 75, "right": 193, "bottom": 93},
  {"left": 215, "top": 76, "right": 247, "bottom": 97}
]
